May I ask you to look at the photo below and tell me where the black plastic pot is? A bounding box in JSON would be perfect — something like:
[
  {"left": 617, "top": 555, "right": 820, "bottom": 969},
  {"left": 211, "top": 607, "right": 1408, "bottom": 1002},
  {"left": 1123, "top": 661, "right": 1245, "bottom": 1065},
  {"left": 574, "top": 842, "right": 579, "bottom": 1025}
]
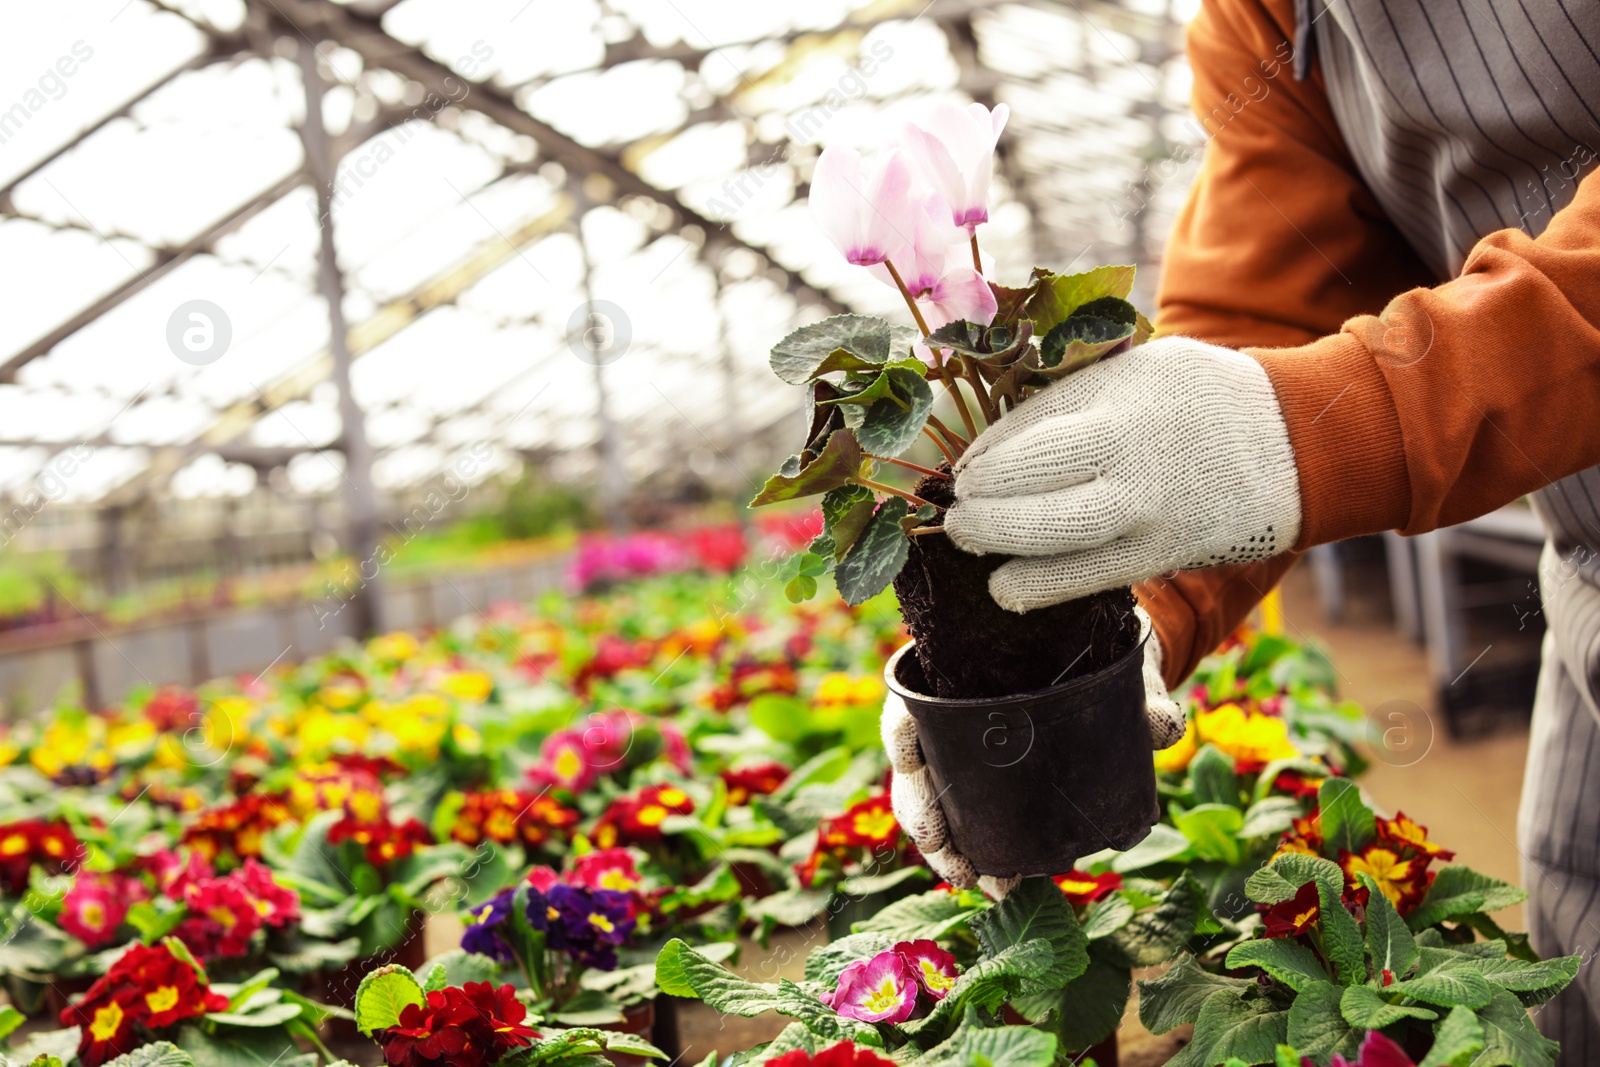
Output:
[{"left": 885, "top": 636, "right": 1159, "bottom": 877}]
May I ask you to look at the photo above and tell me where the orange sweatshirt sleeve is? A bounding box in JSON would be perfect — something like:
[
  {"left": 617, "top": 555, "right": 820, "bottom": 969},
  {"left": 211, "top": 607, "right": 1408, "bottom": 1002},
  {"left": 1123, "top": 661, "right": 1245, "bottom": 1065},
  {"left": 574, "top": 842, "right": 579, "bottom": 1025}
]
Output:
[{"left": 1137, "top": 0, "right": 1436, "bottom": 684}]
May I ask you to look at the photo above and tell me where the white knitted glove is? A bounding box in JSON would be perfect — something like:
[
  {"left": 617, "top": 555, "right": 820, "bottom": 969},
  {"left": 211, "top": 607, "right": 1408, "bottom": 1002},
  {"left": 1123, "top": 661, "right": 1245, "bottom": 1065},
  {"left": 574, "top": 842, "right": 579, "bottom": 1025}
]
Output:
[
  {"left": 944, "top": 337, "right": 1302, "bottom": 612},
  {"left": 884, "top": 607, "right": 1186, "bottom": 893}
]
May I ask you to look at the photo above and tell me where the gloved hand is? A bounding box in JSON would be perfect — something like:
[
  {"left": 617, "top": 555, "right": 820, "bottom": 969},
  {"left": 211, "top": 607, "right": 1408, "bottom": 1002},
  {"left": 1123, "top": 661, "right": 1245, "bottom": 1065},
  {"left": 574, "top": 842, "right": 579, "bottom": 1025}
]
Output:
[
  {"left": 883, "top": 606, "right": 1186, "bottom": 893},
  {"left": 944, "top": 336, "right": 1302, "bottom": 612}
]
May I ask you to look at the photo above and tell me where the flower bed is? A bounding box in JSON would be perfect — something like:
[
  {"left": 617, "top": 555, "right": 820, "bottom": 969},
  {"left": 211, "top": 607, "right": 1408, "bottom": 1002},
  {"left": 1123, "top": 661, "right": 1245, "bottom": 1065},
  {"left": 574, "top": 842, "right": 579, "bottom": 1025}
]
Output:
[{"left": 0, "top": 527, "right": 1572, "bottom": 1067}]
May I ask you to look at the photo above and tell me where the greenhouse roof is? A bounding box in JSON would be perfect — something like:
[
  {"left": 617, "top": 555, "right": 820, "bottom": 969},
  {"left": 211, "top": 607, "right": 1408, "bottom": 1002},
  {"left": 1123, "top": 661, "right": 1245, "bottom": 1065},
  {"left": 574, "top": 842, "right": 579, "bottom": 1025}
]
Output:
[{"left": 1, "top": 0, "right": 1200, "bottom": 506}]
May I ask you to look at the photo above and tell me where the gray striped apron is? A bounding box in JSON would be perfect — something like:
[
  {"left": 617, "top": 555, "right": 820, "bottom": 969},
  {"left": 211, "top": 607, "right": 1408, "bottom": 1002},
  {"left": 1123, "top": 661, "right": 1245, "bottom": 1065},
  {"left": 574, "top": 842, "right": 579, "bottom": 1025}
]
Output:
[{"left": 1298, "top": 0, "right": 1600, "bottom": 1053}]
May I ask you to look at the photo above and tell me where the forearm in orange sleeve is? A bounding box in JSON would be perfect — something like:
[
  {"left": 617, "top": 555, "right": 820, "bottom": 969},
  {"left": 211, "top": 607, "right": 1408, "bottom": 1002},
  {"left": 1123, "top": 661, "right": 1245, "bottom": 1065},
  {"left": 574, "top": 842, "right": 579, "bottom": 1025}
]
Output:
[{"left": 1138, "top": 0, "right": 1434, "bottom": 683}]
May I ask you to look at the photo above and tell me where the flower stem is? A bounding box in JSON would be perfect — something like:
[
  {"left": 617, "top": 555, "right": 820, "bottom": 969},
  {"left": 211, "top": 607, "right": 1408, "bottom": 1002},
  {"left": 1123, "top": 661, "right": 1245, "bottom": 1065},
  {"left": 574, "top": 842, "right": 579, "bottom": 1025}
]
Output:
[
  {"left": 969, "top": 231, "right": 983, "bottom": 274},
  {"left": 921, "top": 426, "right": 957, "bottom": 466},
  {"left": 884, "top": 258, "right": 979, "bottom": 440},
  {"left": 870, "top": 453, "right": 946, "bottom": 479},
  {"left": 858, "top": 478, "right": 939, "bottom": 511},
  {"left": 926, "top": 414, "right": 968, "bottom": 455},
  {"left": 959, "top": 355, "right": 1000, "bottom": 424},
  {"left": 907, "top": 525, "right": 946, "bottom": 537}
]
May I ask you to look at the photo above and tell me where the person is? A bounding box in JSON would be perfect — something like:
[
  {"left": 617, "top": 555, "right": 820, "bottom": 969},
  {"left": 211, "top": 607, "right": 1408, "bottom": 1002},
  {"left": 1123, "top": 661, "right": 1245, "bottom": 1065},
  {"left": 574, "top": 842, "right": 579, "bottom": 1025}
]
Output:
[{"left": 883, "top": 0, "right": 1600, "bottom": 1050}]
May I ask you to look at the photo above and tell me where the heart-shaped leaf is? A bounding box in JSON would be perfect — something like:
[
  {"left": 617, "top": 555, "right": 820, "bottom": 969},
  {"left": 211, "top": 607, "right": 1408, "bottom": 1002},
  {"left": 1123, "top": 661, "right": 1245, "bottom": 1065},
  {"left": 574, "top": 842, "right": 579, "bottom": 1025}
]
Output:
[
  {"left": 749, "top": 430, "right": 864, "bottom": 507},
  {"left": 771, "top": 315, "right": 892, "bottom": 384}
]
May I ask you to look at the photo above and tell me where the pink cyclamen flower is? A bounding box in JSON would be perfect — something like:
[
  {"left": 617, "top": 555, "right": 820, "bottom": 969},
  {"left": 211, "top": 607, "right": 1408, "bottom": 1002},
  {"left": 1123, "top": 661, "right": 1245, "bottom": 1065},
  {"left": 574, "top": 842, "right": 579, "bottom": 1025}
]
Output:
[
  {"left": 828, "top": 950, "right": 920, "bottom": 1024},
  {"left": 870, "top": 195, "right": 997, "bottom": 330},
  {"left": 809, "top": 146, "right": 918, "bottom": 267},
  {"left": 901, "top": 102, "right": 1009, "bottom": 232},
  {"left": 893, "top": 939, "right": 959, "bottom": 1000}
]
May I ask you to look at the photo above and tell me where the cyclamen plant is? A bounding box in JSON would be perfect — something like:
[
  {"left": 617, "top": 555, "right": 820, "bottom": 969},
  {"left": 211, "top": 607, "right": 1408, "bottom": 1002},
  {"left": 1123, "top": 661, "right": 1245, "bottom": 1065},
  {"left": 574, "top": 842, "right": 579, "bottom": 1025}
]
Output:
[{"left": 753, "top": 102, "right": 1152, "bottom": 607}]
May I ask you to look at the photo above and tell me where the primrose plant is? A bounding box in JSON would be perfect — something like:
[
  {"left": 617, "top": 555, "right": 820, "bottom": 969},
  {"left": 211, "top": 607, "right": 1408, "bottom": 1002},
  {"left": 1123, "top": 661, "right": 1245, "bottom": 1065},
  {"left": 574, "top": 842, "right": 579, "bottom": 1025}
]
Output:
[{"left": 756, "top": 102, "right": 1151, "bottom": 604}]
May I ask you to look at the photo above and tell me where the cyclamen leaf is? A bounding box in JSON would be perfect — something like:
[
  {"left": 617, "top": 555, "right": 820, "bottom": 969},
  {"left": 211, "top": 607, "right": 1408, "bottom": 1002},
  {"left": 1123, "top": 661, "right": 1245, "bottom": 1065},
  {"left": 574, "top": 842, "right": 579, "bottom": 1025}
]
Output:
[
  {"left": 353, "top": 966, "right": 424, "bottom": 1036},
  {"left": 1225, "top": 938, "right": 1329, "bottom": 992},
  {"left": 817, "top": 371, "right": 897, "bottom": 407},
  {"left": 1024, "top": 265, "right": 1136, "bottom": 334},
  {"left": 1360, "top": 873, "right": 1419, "bottom": 981},
  {"left": 1405, "top": 866, "right": 1530, "bottom": 931},
  {"left": 749, "top": 430, "right": 864, "bottom": 507},
  {"left": 1136, "top": 953, "right": 1252, "bottom": 1035},
  {"left": 1338, "top": 984, "right": 1437, "bottom": 1029},
  {"left": 1418, "top": 1006, "right": 1486, "bottom": 1067},
  {"left": 821, "top": 485, "right": 876, "bottom": 560},
  {"left": 771, "top": 315, "right": 892, "bottom": 384},
  {"left": 1286, "top": 981, "right": 1362, "bottom": 1065},
  {"left": 833, "top": 498, "right": 910, "bottom": 606},
  {"left": 1036, "top": 315, "right": 1134, "bottom": 375},
  {"left": 853, "top": 369, "right": 933, "bottom": 457},
  {"left": 924, "top": 320, "right": 989, "bottom": 356}
]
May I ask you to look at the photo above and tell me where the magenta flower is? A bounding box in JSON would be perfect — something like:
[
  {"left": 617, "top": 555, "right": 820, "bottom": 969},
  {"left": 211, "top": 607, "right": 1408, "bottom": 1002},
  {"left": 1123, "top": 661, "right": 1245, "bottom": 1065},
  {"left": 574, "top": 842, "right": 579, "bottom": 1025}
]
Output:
[
  {"left": 893, "top": 939, "right": 959, "bottom": 1000},
  {"left": 901, "top": 102, "right": 1009, "bottom": 232},
  {"left": 1325, "top": 1031, "right": 1417, "bottom": 1067},
  {"left": 828, "top": 950, "right": 921, "bottom": 1024},
  {"left": 809, "top": 146, "right": 918, "bottom": 267}
]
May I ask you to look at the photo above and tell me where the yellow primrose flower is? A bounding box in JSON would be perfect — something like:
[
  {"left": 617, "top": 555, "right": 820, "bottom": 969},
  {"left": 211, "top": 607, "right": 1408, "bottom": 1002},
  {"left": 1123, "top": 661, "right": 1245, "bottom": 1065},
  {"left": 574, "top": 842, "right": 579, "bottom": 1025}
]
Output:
[
  {"left": 296, "top": 708, "right": 369, "bottom": 754},
  {"left": 1154, "top": 720, "right": 1199, "bottom": 773},
  {"left": 452, "top": 722, "right": 482, "bottom": 753},
  {"left": 1194, "top": 702, "right": 1300, "bottom": 766},
  {"left": 205, "top": 697, "right": 254, "bottom": 750},
  {"left": 317, "top": 682, "right": 365, "bottom": 710},
  {"left": 108, "top": 720, "right": 156, "bottom": 751},
  {"left": 368, "top": 631, "right": 420, "bottom": 663},
  {"left": 440, "top": 671, "right": 494, "bottom": 703},
  {"left": 0, "top": 739, "right": 19, "bottom": 767},
  {"left": 391, "top": 715, "right": 447, "bottom": 756}
]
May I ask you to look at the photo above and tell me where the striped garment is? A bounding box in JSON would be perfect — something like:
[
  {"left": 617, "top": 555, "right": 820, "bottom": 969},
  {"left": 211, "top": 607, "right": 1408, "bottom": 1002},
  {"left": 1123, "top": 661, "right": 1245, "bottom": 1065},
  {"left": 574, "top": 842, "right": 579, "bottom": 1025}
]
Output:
[{"left": 1298, "top": 0, "right": 1600, "bottom": 1052}]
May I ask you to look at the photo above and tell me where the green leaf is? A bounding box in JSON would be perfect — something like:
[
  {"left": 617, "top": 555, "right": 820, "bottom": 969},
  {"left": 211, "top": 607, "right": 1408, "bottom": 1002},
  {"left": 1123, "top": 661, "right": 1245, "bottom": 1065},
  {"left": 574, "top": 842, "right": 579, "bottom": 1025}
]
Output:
[
  {"left": 804, "top": 932, "right": 896, "bottom": 985},
  {"left": 1316, "top": 778, "right": 1376, "bottom": 857},
  {"left": 354, "top": 965, "right": 425, "bottom": 1035},
  {"left": 1225, "top": 938, "right": 1329, "bottom": 992},
  {"left": 1472, "top": 954, "right": 1581, "bottom": 1005},
  {"left": 852, "top": 889, "right": 981, "bottom": 941},
  {"left": 833, "top": 497, "right": 910, "bottom": 606},
  {"left": 1109, "top": 823, "right": 1192, "bottom": 872},
  {"left": 1168, "top": 990, "right": 1288, "bottom": 1067},
  {"left": 1024, "top": 265, "right": 1136, "bottom": 334},
  {"left": 1103, "top": 872, "right": 1200, "bottom": 968},
  {"left": 1190, "top": 744, "right": 1238, "bottom": 807},
  {"left": 1049, "top": 952, "right": 1130, "bottom": 1052},
  {"left": 100, "top": 1043, "right": 196, "bottom": 1067},
  {"left": 967, "top": 876, "right": 1089, "bottom": 989},
  {"left": 1419, "top": 1006, "right": 1486, "bottom": 1067},
  {"left": 1239, "top": 797, "right": 1303, "bottom": 840},
  {"left": 901, "top": 940, "right": 1054, "bottom": 1048},
  {"left": 1036, "top": 315, "right": 1135, "bottom": 374},
  {"left": 751, "top": 429, "right": 864, "bottom": 507},
  {"left": 206, "top": 1002, "right": 304, "bottom": 1028},
  {"left": 821, "top": 485, "right": 877, "bottom": 561},
  {"left": 1471, "top": 988, "right": 1560, "bottom": 1067},
  {"left": 1339, "top": 983, "right": 1437, "bottom": 1029},
  {"left": 1315, "top": 869, "right": 1366, "bottom": 987},
  {"left": 737, "top": 1024, "right": 821, "bottom": 1067},
  {"left": 1173, "top": 804, "right": 1244, "bottom": 864},
  {"left": 1286, "top": 981, "right": 1362, "bottom": 1065},
  {"left": 817, "top": 370, "right": 897, "bottom": 407},
  {"left": 1080, "top": 895, "right": 1135, "bottom": 941},
  {"left": 771, "top": 315, "right": 892, "bottom": 384},
  {"left": 1405, "top": 867, "right": 1529, "bottom": 931},
  {"left": 1396, "top": 960, "right": 1494, "bottom": 1010},
  {"left": 653, "top": 939, "right": 793, "bottom": 1016},
  {"left": 1136, "top": 952, "right": 1252, "bottom": 1034},
  {"left": 1245, "top": 853, "right": 1345, "bottom": 906},
  {"left": 853, "top": 369, "right": 933, "bottom": 457},
  {"left": 1361, "top": 872, "right": 1419, "bottom": 981},
  {"left": 920, "top": 1006, "right": 1058, "bottom": 1067},
  {"left": 0, "top": 1004, "right": 23, "bottom": 1041}
]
